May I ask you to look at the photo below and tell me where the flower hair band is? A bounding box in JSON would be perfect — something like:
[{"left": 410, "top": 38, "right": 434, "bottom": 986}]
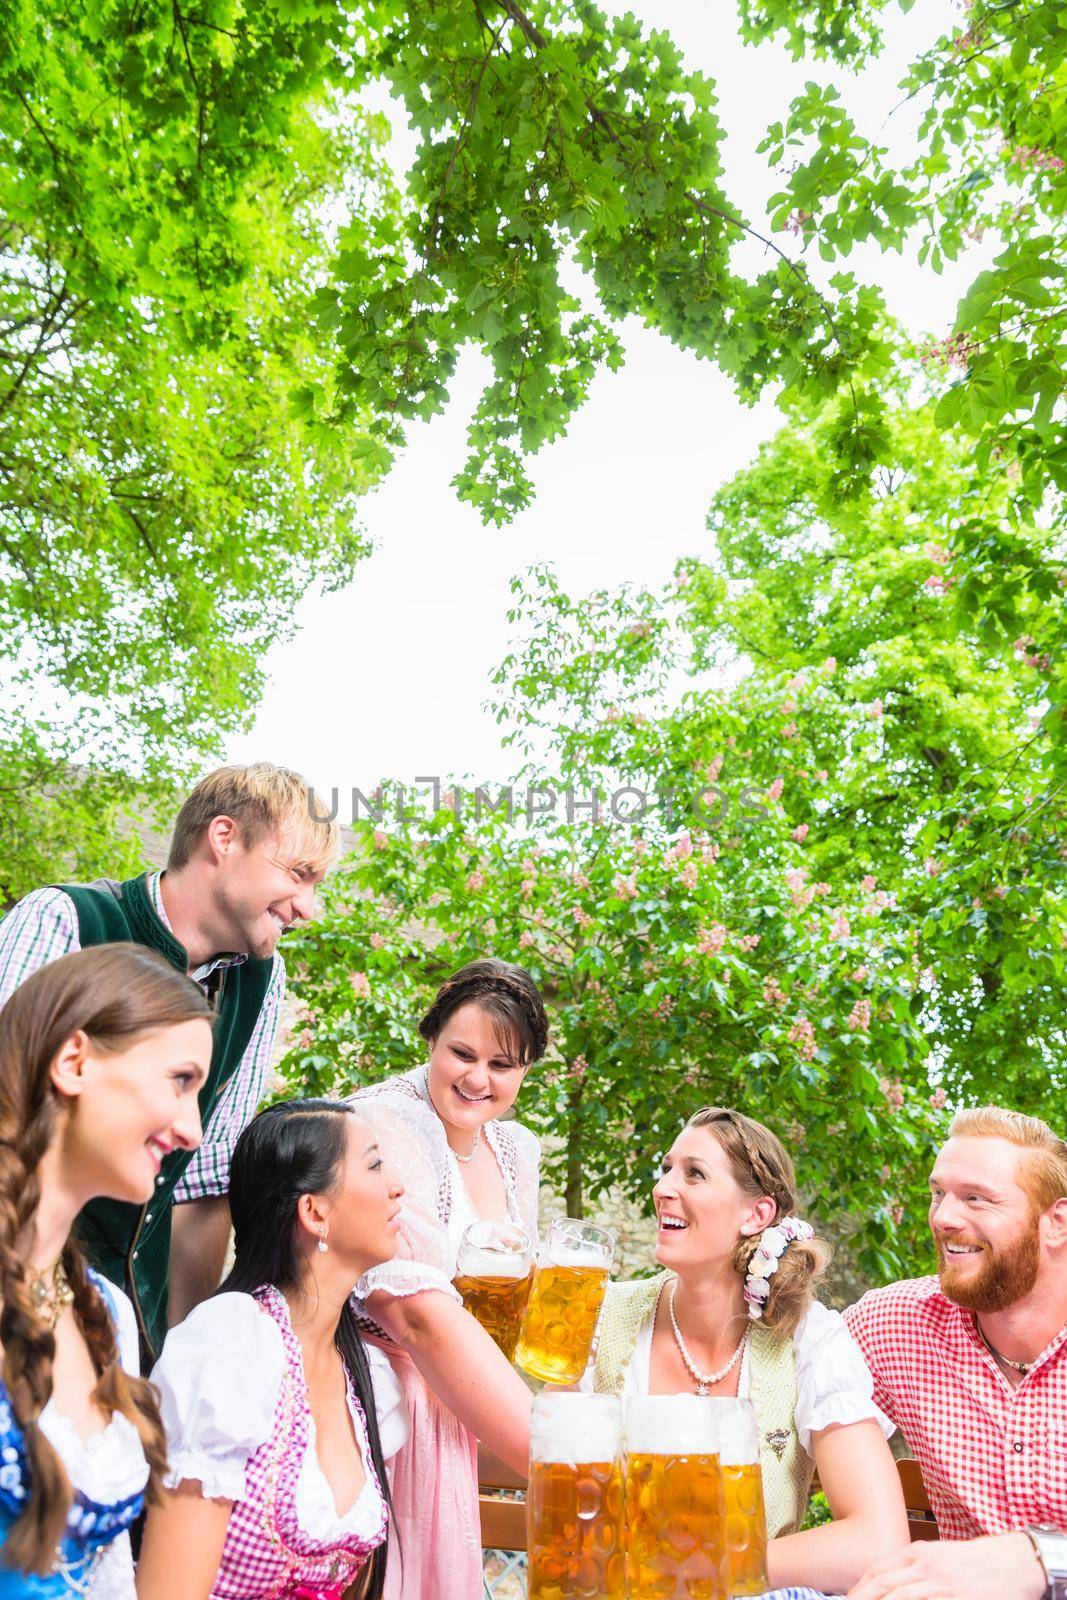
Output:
[{"left": 743, "top": 1216, "right": 815, "bottom": 1320}]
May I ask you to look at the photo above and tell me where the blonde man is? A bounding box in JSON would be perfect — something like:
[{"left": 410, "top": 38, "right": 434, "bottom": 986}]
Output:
[
  {"left": 0, "top": 762, "right": 339, "bottom": 1358},
  {"left": 845, "top": 1106, "right": 1067, "bottom": 1600}
]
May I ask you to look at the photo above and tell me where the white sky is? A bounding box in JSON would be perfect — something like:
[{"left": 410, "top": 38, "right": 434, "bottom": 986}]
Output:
[{"left": 226, "top": 0, "right": 988, "bottom": 804}]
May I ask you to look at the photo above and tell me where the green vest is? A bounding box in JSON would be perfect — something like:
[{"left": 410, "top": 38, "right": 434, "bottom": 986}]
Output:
[
  {"left": 60, "top": 872, "right": 274, "bottom": 1361},
  {"left": 592, "top": 1270, "right": 815, "bottom": 1538}
]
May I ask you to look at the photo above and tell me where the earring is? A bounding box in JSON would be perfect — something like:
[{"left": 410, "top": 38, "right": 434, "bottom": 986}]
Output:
[{"left": 317, "top": 1231, "right": 328, "bottom": 1254}]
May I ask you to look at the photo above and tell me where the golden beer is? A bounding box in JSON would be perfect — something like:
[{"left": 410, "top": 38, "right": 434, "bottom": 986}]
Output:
[
  {"left": 720, "top": 1463, "right": 768, "bottom": 1596},
  {"left": 528, "top": 1394, "right": 626, "bottom": 1600},
  {"left": 454, "top": 1219, "right": 533, "bottom": 1362},
  {"left": 453, "top": 1268, "right": 532, "bottom": 1361},
  {"left": 625, "top": 1394, "right": 726, "bottom": 1600},
  {"left": 515, "top": 1219, "right": 615, "bottom": 1385},
  {"left": 710, "top": 1399, "right": 769, "bottom": 1597}
]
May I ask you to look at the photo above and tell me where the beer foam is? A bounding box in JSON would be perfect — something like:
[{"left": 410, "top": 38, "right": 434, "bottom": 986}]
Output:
[
  {"left": 625, "top": 1394, "right": 720, "bottom": 1456},
  {"left": 456, "top": 1247, "right": 530, "bottom": 1280},
  {"left": 543, "top": 1244, "right": 609, "bottom": 1270},
  {"left": 706, "top": 1399, "right": 760, "bottom": 1465},
  {"left": 530, "top": 1394, "right": 623, "bottom": 1465}
]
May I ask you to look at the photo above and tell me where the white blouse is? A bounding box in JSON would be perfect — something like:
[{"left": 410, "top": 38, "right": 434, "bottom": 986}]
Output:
[
  {"left": 38, "top": 1280, "right": 147, "bottom": 1600},
  {"left": 585, "top": 1292, "right": 893, "bottom": 1456},
  {"left": 350, "top": 1066, "right": 541, "bottom": 1307},
  {"left": 151, "top": 1292, "right": 409, "bottom": 1542}
]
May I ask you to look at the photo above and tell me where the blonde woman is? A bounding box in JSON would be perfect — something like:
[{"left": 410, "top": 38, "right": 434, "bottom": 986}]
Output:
[{"left": 585, "top": 1106, "right": 908, "bottom": 1596}]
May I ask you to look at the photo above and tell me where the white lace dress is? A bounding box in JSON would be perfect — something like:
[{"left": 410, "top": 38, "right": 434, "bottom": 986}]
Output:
[{"left": 349, "top": 1065, "right": 541, "bottom": 1600}]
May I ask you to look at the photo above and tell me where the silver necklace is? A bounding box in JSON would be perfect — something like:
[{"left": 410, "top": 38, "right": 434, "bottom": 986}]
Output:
[
  {"left": 668, "top": 1280, "right": 748, "bottom": 1397},
  {"left": 453, "top": 1126, "right": 483, "bottom": 1164}
]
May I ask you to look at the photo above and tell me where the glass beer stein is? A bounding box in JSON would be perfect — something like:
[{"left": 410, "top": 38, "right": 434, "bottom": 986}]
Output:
[
  {"left": 514, "top": 1218, "right": 615, "bottom": 1385},
  {"left": 453, "top": 1219, "right": 533, "bottom": 1362},
  {"left": 710, "top": 1399, "right": 769, "bottom": 1597},
  {"left": 527, "top": 1392, "right": 626, "bottom": 1600},
  {"left": 625, "top": 1394, "right": 727, "bottom": 1600}
]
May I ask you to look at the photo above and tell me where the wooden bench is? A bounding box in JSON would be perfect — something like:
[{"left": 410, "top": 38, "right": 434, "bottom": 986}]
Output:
[{"left": 478, "top": 1451, "right": 938, "bottom": 1552}]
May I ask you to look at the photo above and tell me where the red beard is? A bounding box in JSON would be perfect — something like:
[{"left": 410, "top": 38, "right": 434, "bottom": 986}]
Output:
[{"left": 935, "top": 1221, "right": 1041, "bottom": 1313}]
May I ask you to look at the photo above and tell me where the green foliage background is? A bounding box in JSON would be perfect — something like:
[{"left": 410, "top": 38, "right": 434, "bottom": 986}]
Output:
[{"left": 2, "top": 0, "right": 1064, "bottom": 1275}]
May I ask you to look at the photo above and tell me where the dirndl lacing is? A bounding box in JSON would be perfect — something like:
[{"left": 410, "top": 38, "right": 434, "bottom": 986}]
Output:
[{"left": 211, "top": 1285, "right": 388, "bottom": 1600}]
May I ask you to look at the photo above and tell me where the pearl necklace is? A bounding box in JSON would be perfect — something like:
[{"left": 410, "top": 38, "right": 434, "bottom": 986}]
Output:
[
  {"left": 453, "top": 1126, "right": 483, "bottom": 1163},
  {"left": 668, "top": 1280, "right": 748, "bottom": 1397}
]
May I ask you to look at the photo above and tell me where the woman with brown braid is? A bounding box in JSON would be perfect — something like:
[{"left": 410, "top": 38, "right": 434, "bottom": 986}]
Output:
[{"left": 0, "top": 943, "right": 212, "bottom": 1596}]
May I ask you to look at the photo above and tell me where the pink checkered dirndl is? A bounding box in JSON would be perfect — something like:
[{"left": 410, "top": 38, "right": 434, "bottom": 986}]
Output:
[{"left": 210, "top": 1285, "right": 388, "bottom": 1600}]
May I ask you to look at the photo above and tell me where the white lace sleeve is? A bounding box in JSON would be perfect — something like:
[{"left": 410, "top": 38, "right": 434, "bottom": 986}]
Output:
[
  {"left": 150, "top": 1294, "right": 283, "bottom": 1499},
  {"left": 349, "top": 1089, "right": 462, "bottom": 1303},
  {"left": 505, "top": 1119, "right": 542, "bottom": 1242},
  {"left": 793, "top": 1300, "right": 895, "bottom": 1456}
]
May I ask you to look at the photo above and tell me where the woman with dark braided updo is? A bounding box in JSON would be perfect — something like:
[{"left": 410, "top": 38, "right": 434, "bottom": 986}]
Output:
[
  {"left": 0, "top": 943, "right": 212, "bottom": 1596},
  {"left": 349, "top": 958, "right": 548, "bottom": 1600}
]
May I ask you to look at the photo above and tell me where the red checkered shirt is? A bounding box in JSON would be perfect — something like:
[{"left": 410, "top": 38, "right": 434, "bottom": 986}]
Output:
[{"left": 844, "top": 1275, "right": 1067, "bottom": 1539}]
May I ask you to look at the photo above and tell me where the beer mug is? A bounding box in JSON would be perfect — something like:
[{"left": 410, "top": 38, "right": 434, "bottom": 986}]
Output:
[
  {"left": 710, "top": 1399, "right": 768, "bottom": 1597},
  {"left": 514, "top": 1218, "right": 615, "bottom": 1385},
  {"left": 453, "top": 1219, "right": 533, "bottom": 1362},
  {"left": 527, "top": 1392, "right": 626, "bottom": 1600},
  {"left": 625, "top": 1393, "right": 726, "bottom": 1600}
]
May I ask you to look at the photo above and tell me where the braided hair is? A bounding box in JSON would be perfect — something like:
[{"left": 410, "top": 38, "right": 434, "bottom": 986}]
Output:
[
  {"left": 685, "top": 1106, "right": 831, "bottom": 1338},
  {"left": 418, "top": 958, "right": 549, "bottom": 1066},
  {"left": 0, "top": 944, "right": 207, "bottom": 1573}
]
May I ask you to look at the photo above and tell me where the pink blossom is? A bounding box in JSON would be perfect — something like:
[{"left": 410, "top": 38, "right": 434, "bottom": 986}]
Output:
[
  {"left": 815, "top": 769, "right": 828, "bottom": 784},
  {"left": 926, "top": 543, "right": 951, "bottom": 566},
  {"left": 848, "top": 997, "right": 872, "bottom": 1032},
  {"left": 737, "top": 934, "right": 761, "bottom": 953},
  {"left": 702, "top": 841, "right": 721, "bottom": 862},
  {"left": 782, "top": 721, "right": 798, "bottom": 740},
  {"left": 788, "top": 1015, "right": 817, "bottom": 1061},
  {"left": 613, "top": 874, "right": 638, "bottom": 901},
  {"left": 879, "top": 1164, "right": 891, "bottom": 1184},
  {"left": 924, "top": 574, "right": 951, "bottom": 594},
  {"left": 574, "top": 909, "right": 593, "bottom": 931},
  {"left": 785, "top": 208, "right": 812, "bottom": 235},
  {"left": 929, "top": 1087, "right": 948, "bottom": 1110},
  {"left": 851, "top": 965, "right": 869, "bottom": 982},
  {"left": 780, "top": 698, "right": 797, "bottom": 715},
  {"left": 786, "top": 1121, "right": 806, "bottom": 1145},
  {"left": 814, "top": 882, "right": 832, "bottom": 898},
  {"left": 604, "top": 705, "right": 623, "bottom": 724},
  {"left": 672, "top": 832, "right": 694, "bottom": 860},
  {"left": 697, "top": 923, "right": 728, "bottom": 956},
  {"left": 373, "top": 829, "right": 389, "bottom": 850},
  {"left": 921, "top": 332, "right": 977, "bottom": 369},
  {"left": 653, "top": 995, "right": 674, "bottom": 1020},
  {"left": 861, "top": 874, "right": 877, "bottom": 893},
  {"left": 991, "top": 883, "right": 1008, "bottom": 899},
  {"left": 867, "top": 699, "right": 884, "bottom": 720},
  {"left": 1003, "top": 142, "right": 1066, "bottom": 173},
  {"left": 267, "top": 1072, "right": 287, "bottom": 1096},
  {"left": 763, "top": 976, "right": 787, "bottom": 1010},
  {"left": 519, "top": 930, "right": 536, "bottom": 949},
  {"left": 924, "top": 858, "right": 942, "bottom": 878},
  {"left": 705, "top": 755, "right": 724, "bottom": 783},
  {"left": 823, "top": 657, "right": 837, "bottom": 675},
  {"left": 891, "top": 1205, "right": 905, "bottom": 1228},
  {"left": 569, "top": 1055, "right": 589, "bottom": 1084},
  {"left": 370, "top": 932, "right": 386, "bottom": 950},
  {"left": 466, "top": 870, "right": 486, "bottom": 892},
  {"left": 350, "top": 972, "right": 371, "bottom": 1000},
  {"left": 766, "top": 777, "right": 784, "bottom": 803},
  {"left": 788, "top": 673, "right": 807, "bottom": 692},
  {"left": 879, "top": 1076, "right": 905, "bottom": 1112},
  {"left": 573, "top": 870, "right": 590, "bottom": 889},
  {"left": 627, "top": 621, "right": 652, "bottom": 640},
  {"left": 680, "top": 862, "right": 699, "bottom": 891},
  {"left": 829, "top": 911, "right": 851, "bottom": 941},
  {"left": 297, "top": 1027, "right": 314, "bottom": 1050},
  {"left": 792, "top": 823, "right": 810, "bottom": 843}
]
